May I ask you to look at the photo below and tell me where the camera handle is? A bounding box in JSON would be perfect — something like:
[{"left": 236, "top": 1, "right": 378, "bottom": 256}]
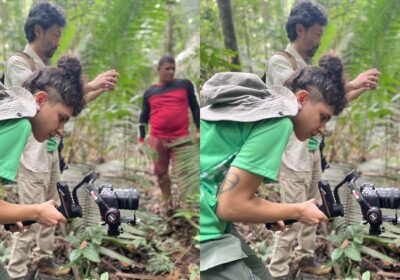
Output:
[
  {"left": 266, "top": 170, "right": 399, "bottom": 235},
  {"left": 5, "top": 171, "right": 139, "bottom": 236},
  {"left": 265, "top": 170, "right": 356, "bottom": 230}
]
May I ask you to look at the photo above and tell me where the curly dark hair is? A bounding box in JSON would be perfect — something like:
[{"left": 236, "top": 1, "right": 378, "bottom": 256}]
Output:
[
  {"left": 284, "top": 53, "right": 347, "bottom": 115},
  {"left": 286, "top": 0, "right": 328, "bottom": 42},
  {"left": 24, "top": 1, "right": 66, "bottom": 43},
  {"left": 22, "top": 55, "right": 85, "bottom": 116}
]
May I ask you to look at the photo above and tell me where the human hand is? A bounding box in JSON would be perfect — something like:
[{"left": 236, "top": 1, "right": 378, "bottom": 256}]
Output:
[
  {"left": 8, "top": 221, "right": 25, "bottom": 233},
  {"left": 297, "top": 199, "right": 328, "bottom": 226},
  {"left": 269, "top": 220, "right": 287, "bottom": 231},
  {"left": 36, "top": 200, "right": 67, "bottom": 227},
  {"left": 350, "top": 68, "right": 380, "bottom": 90},
  {"left": 87, "top": 69, "right": 119, "bottom": 93}
]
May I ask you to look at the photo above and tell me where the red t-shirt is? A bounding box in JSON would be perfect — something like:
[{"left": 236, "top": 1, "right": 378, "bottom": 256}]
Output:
[{"left": 139, "top": 79, "right": 200, "bottom": 140}]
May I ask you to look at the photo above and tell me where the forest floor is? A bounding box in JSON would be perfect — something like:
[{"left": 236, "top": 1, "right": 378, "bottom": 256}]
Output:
[
  {"left": 1, "top": 159, "right": 399, "bottom": 279},
  {"left": 238, "top": 161, "right": 400, "bottom": 280},
  {"left": 0, "top": 161, "right": 199, "bottom": 280}
]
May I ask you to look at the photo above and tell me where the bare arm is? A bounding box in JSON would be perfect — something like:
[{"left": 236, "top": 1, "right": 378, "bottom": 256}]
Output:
[
  {"left": 345, "top": 68, "right": 380, "bottom": 102},
  {"left": 216, "top": 166, "right": 328, "bottom": 225},
  {"left": 84, "top": 70, "right": 119, "bottom": 103},
  {"left": 0, "top": 199, "right": 66, "bottom": 226}
]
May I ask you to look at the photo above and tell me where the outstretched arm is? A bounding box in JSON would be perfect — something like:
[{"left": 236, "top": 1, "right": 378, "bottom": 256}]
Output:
[
  {"left": 345, "top": 68, "right": 380, "bottom": 102},
  {"left": 84, "top": 69, "right": 119, "bottom": 103},
  {"left": 0, "top": 198, "right": 66, "bottom": 226},
  {"left": 216, "top": 166, "right": 328, "bottom": 226}
]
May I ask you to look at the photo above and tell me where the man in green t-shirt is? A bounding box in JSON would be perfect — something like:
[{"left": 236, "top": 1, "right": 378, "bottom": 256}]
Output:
[{"left": 200, "top": 54, "right": 348, "bottom": 280}]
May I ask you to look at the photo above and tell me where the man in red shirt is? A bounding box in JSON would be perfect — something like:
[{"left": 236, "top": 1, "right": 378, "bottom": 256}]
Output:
[{"left": 139, "top": 56, "right": 200, "bottom": 216}]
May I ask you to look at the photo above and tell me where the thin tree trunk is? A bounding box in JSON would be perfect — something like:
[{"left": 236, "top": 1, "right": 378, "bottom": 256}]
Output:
[
  {"left": 242, "top": 4, "right": 252, "bottom": 73},
  {"left": 165, "top": 3, "right": 175, "bottom": 55},
  {"left": 216, "top": 0, "right": 241, "bottom": 71}
]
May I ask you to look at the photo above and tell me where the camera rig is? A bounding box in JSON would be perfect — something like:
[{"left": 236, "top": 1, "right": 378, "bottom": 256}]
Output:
[
  {"left": 5, "top": 171, "right": 140, "bottom": 236},
  {"left": 267, "top": 170, "right": 399, "bottom": 235}
]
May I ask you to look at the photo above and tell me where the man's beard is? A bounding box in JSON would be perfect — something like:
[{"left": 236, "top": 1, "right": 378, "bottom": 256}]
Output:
[
  {"left": 307, "top": 45, "right": 319, "bottom": 57},
  {"left": 45, "top": 48, "right": 56, "bottom": 59}
]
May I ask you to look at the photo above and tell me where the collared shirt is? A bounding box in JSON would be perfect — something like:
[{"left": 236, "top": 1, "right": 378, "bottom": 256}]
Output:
[
  {"left": 4, "top": 45, "right": 47, "bottom": 88},
  {"left": 4, "top": 45, "right": 49, "bottom": 173},
  {"left": 266, "top": 44, "right": 317, "bottom": 172},
  {"left": 265, "top": 44, "right": 308, "bottom": 87}
]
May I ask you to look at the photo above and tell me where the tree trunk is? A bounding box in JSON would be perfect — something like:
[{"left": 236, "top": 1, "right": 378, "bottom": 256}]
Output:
[
  {"left": 216, "top": 0, "right": 241, "bottom": 71},
  {"left": 165, "top": 3, "right": 175, "bottom": 55},
  {"left": 242, "top": 4, "right": 252, "bottom": 73}
]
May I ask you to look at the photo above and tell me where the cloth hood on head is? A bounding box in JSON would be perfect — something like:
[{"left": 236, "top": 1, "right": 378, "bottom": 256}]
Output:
[
  {"left": 200, "top": 72, "right": 299, "bottom": 122},
  {"left": 0, "top": 86, "right": 37, "bottom": 121}
]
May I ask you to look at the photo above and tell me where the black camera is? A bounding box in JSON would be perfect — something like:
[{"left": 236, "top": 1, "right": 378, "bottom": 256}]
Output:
[
  {"left": 266, "top": 170, "right": 400, "bottom": 235},
  {"left": 6, "top": 172, "right": 140, "bottom": 236},
  {"left": 99, "top": 184, "right": 139, "bottom": 210},
  {"left": 57, "top": 171, "right": 140, "bottom": 236},
  {"left": 361, "top": 184, "right": 400, "bottom": 209}
]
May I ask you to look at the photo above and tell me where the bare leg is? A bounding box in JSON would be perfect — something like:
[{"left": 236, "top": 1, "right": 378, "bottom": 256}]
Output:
[{"left": 157, "top": 173, "right": 173, "bottom": 212}]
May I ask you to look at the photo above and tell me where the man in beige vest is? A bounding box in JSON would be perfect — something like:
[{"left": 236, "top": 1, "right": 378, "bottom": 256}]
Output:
[
  {"left": 266, "top": 1, "right": 379, "bottom": 279},
  {"left": 4, "top": 2, "right": 118, "bottom": 279}
]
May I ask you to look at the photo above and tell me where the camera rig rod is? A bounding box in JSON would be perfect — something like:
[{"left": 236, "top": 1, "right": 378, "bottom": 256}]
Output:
[
  {"left": 5, "top": 171, "right": 139, "bottom": 236},
  {"left": 60, "top": 171, "right": 139, "bottom": 236},
  {"left": 266, "top": 170, "right": 399, "bottom": 235}
]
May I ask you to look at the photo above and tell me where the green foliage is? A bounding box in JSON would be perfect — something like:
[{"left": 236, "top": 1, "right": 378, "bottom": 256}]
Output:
[
  {"left": 66, "top": 225, "right": 103, "bottom": 277},
  {"left": 321, "top": 0, "right": 400, "bottom": 164},
  {"left": 0, "top": 0, "right": 28, "bottom": 69},
  {"left": 168, "top": 137, "right": 199, "bottom": 197},
  {"left": 200, "top": 0, "right": 292, "bottom": 80},
  {"left": 148, "top": 251, "right": 175, "bottom": 275},
  {"left": 100, "top": 272, "right": 109, "bottom": 280},
  {"left": 328, "top": 225, "right": 365, "bottom": 277},
  {"left": 99, "top": 212, "right": 184, "bottom": 275},
  {"left": 167, "top": 137, "right": 200, "bottom": 244},
  {"left": 200, "top": 0, "right": 400, "bottom": 167},
  {"left": 200, "top": 43, "right": 240, "bottom": 83},
  {"left": 189, "top": 267, "right": 200, "bottom": 280},
  {"left": 0, "top": 241, "right": 10, "bottom": 263},
  {"left": 66, "top": 225, "right": 135, "bottom": 277},
  {"left": 361, "top": 271, "right": 371, "bottom": 280},
  {"left": 251, "top": 241, "right": 273, "bottom": 262},
  {"left": 62, "top": 0, "right": 168, "bottom": 162},
  {"left": 328, "top": 223, "right": 399, "bottom": 277}
]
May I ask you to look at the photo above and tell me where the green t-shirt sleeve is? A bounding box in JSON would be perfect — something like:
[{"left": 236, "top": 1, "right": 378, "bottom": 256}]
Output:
[
  {"left": 0, "top": 119, "right": 31, "bottom": 181},
  {"left": 232, "top": 118, "right": 293, "bottom": 182}
]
